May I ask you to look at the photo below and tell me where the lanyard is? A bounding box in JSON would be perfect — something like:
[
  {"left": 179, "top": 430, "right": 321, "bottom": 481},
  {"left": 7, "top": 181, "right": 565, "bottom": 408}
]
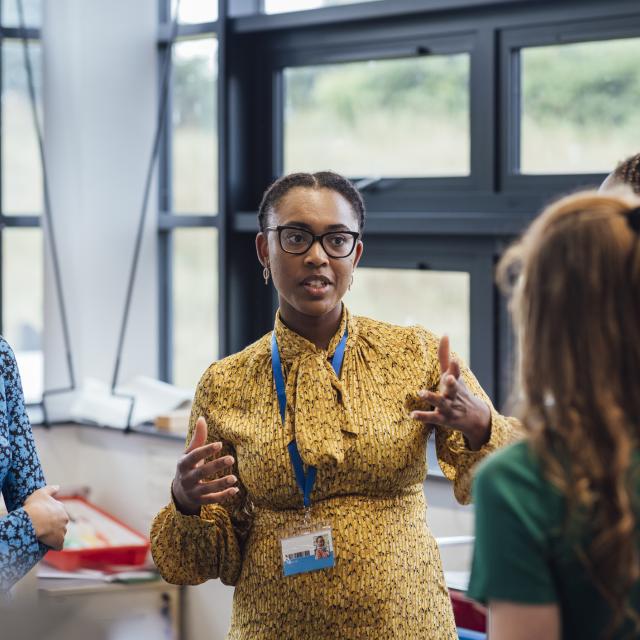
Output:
[{"left": 271, "top": 328, "right": 348, "bottom": 509}]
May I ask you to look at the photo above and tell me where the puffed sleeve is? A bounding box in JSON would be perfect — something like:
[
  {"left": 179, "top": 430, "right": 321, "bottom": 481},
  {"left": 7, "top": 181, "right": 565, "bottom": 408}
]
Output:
[
  {"left": 0, "top": 338, "right": 48, "bottom": 591},
  {"left": 412, "top": 326, "right": 521, "bottom": 505},
  {"left": 150, "top": 363, "right": 252, "bottom": 586}
]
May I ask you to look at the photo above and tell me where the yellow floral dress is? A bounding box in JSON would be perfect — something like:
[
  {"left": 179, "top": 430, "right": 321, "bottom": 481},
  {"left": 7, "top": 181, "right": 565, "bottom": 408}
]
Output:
[{"left": 150, "top": 308, "right": 515, "bottom": 639}]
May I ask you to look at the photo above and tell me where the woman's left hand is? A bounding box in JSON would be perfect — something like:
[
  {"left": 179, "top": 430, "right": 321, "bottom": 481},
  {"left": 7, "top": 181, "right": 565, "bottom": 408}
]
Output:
[{"left": 410, "top": 336, "right": 491, "bottom": 451}]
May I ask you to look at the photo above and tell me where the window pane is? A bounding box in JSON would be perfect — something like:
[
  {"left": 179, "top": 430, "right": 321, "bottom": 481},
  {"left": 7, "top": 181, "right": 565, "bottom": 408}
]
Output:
[
  {"left": 266, "top": 0, "right": 381, "bottom": 13},
  {"left": 284, "top": 55, "right": 470, "bottom": 177},
  {"left": 172, "top": 38, "right": 218, "bottom": 214},
  {"left": 520, "top": 38, "right": 640, "bottom": 174},
  {"left": 2, "top": 229, "right": 43, "bottom": 403},
  {"left": 2, "top": 41, "right": 43, "bottom": 215},
  {"left": 344, "top": 268, "right": 470, "bottom": 364},
  {"left": 2, "top": 0, "right": 42, "bottom": 26},
  {"left": 172, "top": 0, "right": 217, "bottom": 23},
  {"left": 173, "top": 229, "right": 218, "bottom": 389}
]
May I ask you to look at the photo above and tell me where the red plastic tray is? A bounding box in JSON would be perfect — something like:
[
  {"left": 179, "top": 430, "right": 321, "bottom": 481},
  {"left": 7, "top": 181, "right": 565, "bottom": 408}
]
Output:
[
  {"left": 450, "top": 589, "right": 487, "bottom": 632},
  {"left": 44, "top": 496, "right": 150, "bottom": 571}
]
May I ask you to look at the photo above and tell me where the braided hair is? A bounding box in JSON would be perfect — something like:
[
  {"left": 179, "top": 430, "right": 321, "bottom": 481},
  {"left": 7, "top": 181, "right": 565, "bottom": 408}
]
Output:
[
  {"left": 613, "top": 153, "right": 640, "bottom": 195},
  {"left": 257, "top": 171, "right": 366, "bottom": 233}
]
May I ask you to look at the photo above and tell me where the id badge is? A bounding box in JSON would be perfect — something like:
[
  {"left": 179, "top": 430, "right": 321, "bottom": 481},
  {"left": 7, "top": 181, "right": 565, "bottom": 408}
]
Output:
[{"left": 280, "top": 524, "right": 335, "bottom": 577}]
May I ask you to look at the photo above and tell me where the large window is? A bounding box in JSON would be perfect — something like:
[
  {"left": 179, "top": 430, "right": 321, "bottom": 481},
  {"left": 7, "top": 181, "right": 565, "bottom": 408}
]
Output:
[
  {"left": 159, "top": 3, "right": 218, "bottom": 389},
  {"left": 519, "top": 37, "right": 640, "bottom": 174},
  {"left": 284, "top": 54, "right": 470, "bottom": 177},
  {"left": 0, "top": 6, "right": 43, "bottom": 403},
  {"left": 157, "top": 0, "right": 640, "bottom": 411}
]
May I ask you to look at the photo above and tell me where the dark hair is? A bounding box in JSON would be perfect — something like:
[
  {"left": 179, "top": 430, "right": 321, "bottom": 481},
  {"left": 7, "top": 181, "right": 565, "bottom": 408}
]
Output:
[
  {"left": 613, "top": 153, "right": 640, "bottom": 195},
  {"left": 257, "top": 171, "right": 366, "bottom": 233}
]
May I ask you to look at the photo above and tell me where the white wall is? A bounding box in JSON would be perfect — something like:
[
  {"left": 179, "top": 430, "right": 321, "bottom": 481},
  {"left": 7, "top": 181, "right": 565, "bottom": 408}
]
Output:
[
  {"left": 43, "top": 0, "right": 158, "bottom": 407},
  {"left": 37, "top": 3, "right": 473, "bottom": 639}
]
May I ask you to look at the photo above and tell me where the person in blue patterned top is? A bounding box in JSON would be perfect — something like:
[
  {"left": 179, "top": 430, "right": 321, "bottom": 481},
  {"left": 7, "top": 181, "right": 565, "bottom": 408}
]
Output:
[{"left": 0, "top": 337, "right": 68, "bottom": 592}]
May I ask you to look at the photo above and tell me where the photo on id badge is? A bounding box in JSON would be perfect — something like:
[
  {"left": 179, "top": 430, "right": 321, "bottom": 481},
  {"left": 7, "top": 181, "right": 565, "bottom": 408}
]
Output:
[{"left": 281, "top": 526, "right": 335, "bottom": 577}]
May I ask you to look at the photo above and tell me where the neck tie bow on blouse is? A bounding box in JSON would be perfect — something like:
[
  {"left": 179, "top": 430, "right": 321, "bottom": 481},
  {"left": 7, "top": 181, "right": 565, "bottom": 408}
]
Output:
[{"left": 273, "top": 308, "right": 359, "bottom": 467}]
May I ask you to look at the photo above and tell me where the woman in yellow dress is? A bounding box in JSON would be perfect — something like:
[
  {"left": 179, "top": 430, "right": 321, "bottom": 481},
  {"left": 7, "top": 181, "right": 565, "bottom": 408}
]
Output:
[{"left": 150, "top": 171, "right": 516, "bottom": 639}]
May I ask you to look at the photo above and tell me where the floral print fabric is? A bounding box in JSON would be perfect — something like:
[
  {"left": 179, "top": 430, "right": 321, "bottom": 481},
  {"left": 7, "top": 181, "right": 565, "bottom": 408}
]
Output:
[{"left": 0, "top": 337, "right": 47, "bottom": 591}]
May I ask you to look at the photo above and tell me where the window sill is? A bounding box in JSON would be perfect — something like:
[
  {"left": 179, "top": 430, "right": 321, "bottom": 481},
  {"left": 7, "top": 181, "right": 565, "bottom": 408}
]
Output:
[{"left": 31, "top": 420, "right": 186, "bottom": 443}]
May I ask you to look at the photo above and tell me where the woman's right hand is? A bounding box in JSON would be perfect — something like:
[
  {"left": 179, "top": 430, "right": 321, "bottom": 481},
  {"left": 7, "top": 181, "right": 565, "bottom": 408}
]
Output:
[
  {"left": 172, "top": 416, "right": 239, "bottom": 516},
  {"left": 23, "top": 485, "right": 69, "bottom": 550}
]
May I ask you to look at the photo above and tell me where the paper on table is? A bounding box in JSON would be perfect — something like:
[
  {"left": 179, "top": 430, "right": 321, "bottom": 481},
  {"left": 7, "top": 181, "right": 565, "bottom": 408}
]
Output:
[
  {"left": 119, "top": 376, "right": 192, "bottom": 426},
  {"left": 444, "top": 570, "right": 470, "bottom": 592},
  {"left": 38, "top": 565, "right": 157, "bottom": 582},
  {"left": 38, "top": 566, "right": 106, "bottom": 580},
  {"left": 69, "top": 376, "right": 192, "bottom": 428}
]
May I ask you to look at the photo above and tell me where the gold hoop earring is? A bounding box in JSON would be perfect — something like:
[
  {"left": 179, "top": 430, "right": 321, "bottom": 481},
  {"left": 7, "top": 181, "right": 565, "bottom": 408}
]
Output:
[{"left": 263, "top": 265, "right": 270, "bottom": 286}]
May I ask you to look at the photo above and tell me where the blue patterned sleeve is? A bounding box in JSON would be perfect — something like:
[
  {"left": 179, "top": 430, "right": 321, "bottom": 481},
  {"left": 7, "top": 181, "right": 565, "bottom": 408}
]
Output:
[{"left": 0, "top": 338, "right": 48, "bottom": 590}]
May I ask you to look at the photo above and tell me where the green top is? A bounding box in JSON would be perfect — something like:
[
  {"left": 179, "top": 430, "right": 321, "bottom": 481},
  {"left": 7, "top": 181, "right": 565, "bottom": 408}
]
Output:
[{"left": 468, "top": 440, "right": 640, "bottom": 640}]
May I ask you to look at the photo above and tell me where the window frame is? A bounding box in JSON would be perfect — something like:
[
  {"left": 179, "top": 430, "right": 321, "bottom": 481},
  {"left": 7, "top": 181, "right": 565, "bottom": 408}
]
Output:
[
  {"left": 155, "top": 0, "right": 640, "bottom": 410},
  {"left": 500, "top": 14, "right": 640, "bottom": 192},
  {"left": 270, "top": 29, "right": 486, "bottom": 201},
  {"left": 157, "top": 1, "right": 220, "bottom": 384}
]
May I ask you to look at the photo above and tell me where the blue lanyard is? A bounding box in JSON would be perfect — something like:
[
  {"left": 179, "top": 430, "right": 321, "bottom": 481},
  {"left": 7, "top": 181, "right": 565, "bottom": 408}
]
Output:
[{"left": 271, "top": 328, "right": 348, "bottom": 509}]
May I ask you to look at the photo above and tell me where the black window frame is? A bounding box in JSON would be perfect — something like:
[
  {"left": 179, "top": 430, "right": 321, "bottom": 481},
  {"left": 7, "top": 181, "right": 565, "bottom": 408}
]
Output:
[
  {"left": 271, "top": 30, "right": 479, "bottom": 193},
  {"left": 155, "top": 0, "right": 640, "bottom": 411},
  {"left": 157, "top": 1, "right": 220, "bottom": 384},
  {"left": 500, "top": 13, "right": 640, "bottom": 192}
]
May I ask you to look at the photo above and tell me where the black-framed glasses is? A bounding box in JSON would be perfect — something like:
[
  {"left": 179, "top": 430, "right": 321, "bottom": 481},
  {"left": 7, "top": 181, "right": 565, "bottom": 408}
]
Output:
[{"left": 265, "top": 225, "right": 360, "bottom": 258}]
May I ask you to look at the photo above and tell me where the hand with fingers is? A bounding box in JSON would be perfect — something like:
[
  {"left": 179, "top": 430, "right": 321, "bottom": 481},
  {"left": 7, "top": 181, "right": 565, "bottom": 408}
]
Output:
[
  {"left": 172, "top": 416, "right": 239, "bottom": 516},
  {"left": 410, "top": 335, "right": 492, "bottom": 451},
  {"left": 23, "top": 485, "right": 70, "bottom": 550}
]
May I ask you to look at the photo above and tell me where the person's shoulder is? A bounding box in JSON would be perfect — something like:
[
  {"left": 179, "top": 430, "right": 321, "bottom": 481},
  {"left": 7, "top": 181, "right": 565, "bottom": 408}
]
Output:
[
  {"left": 475, "top": 439, "right": 538, "bottom": 478},
  {"left": 472, "top": 440, "right": 567, "bottom": 559},
  {"left": 352, "top": 317, "right": 446, "bottom": 379},
  {"left": 355, "top": 314, "right": 422, "bottom": 336},
  {"left": 215, "top": 333, "right": 270, "bottom": 371},
  {"left": 353, "top": 316, "right": 445, "bottom": 366},
  {"left": 354, "top": 315, "right": 435, "bottom": 348},
  {"left": 195, "top": 333, "right": 271, "bottom": 391},
  {"left": 0, "top": 335, "right": 18, "bottom": 370},
  {"left": 0, "top": 335, "right": 14, "bottom": 356},
  {"left": 473, "top": 439, "right": 549, "bottom": 501}
]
